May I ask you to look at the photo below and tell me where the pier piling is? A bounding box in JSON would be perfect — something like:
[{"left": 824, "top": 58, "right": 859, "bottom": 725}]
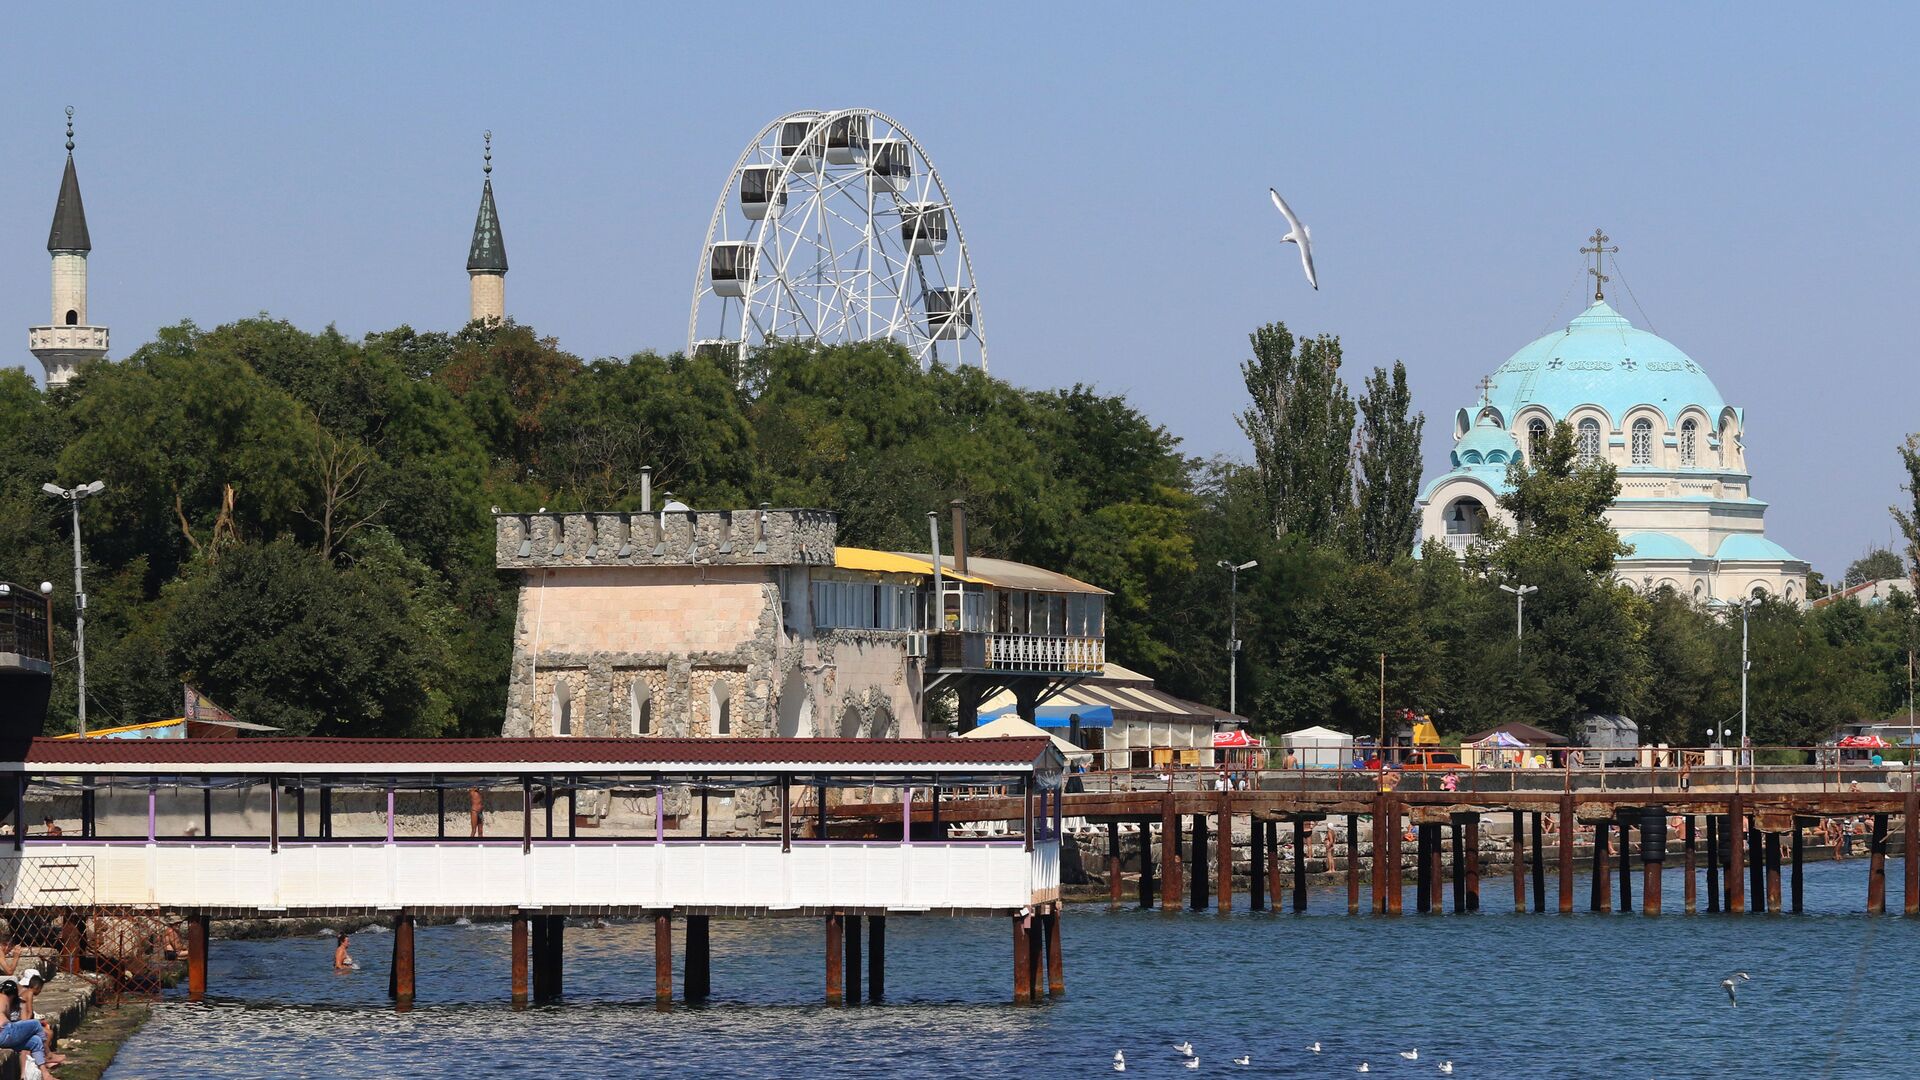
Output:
[
  {"left": 1293, "top": 819, "right": 1308, "bottom": 913},
  {"left": 1618, "top": 815, "right": 1633, "bottom": 914},
  {"left": 1250, "top": 816, "right": 1266, "bottom": 911},
  {"left": 1868, "top": 813, "right": 1889, "bottom": 914},
  {"left": 1044, "top": 907, "right": 1063, "bottom": 996},
  {"left": 1591, "top": 822, "right": 1609, "bottom": 912},
  {"left": 1764, "top": 834, "right": 1782, "bottom": 914},
  {"left": 1139, "top": 818, "right": 1155, "bottom": 910},
  {"left": 1557, "top": 796, "right": 1575, "bottom": 914},
  {"left": 1189, "top": 814, "right": 1209, "bottom": 911},
  {"left": 1385, "top": 799, "right": 1404, "bottom": 915},
  {"left": 511, "top": 913, "right": 530, "bottom": 1005},
  {"left": 1370, "top": 801, "right": 1386, "bottom": 915},
  {"left": 1010, "top": 915, "right": 1031, "bottom": 1004},
  {"left": 1791, "top": 823, "right": 1805, "bottom": 914},
  {"left": 1106, "top": 822, "right": 1121, "bottom": 909},
  {"left": 1747, "top": 824, "right": 1765, "bottom": 913},
  {"left": 1160, "top": 800, "right": 1179, "bottom": 911},
  {"left": 390, "top": 911, "right": 415, "bottom": 1005},
  {"left": 188, "top": 913, "right": 208, "bottom": 1001},
  {"left": 1531, "top": 812, "right": 1546, "bottom": 913},
  {"left": 1463, "top": 814, "right": 1480, "bottom": 913},
  {"left": 654, "top": 913, "right": 672, "bottom": 1009},
  {"left": 827, "top": 913, "right": 844, "bottom": 1005},
  {"left": 869, "top": 914, "right": 886, "bottom": 1000},
  {"left": 1216, "top": 802, "right": 1233, "bottom": 915},
  {"left": 1415, "top": 823, "right": 1433, "bottom": 914},
  {"left": 686, "top": 914, "right": 710, "bottom": 1003},
  {"left": 846, "top": 913, "right": 863, "bottom": 1003},
  {"left": 1512, "top": 810, "right": 1526, "bottom": 913},
  {"left": 1705, "top": 815, "right": 1721, "bottom": 913},
  {"left": 1727, "top": 803, "right": 1746, "bottom": 914},
  {"left": 1684, "top": 816, "right": 1698, "bottom": 914},
  {"left": 1266, "top": 821, "right": 1282, "bottom": 909},
  {"left": 1450, "top": 820, "right": 1465, "bottom": 914},
  {"left": 1906, "top": 789, "right": 1920, "bottom": 916}
]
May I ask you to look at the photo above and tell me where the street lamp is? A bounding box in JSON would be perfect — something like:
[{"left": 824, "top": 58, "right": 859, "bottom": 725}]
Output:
[
  {"left": 1499, "top": 582, "right": 1538, "bottom": 657},
  {"left": 1218, "top": 559, "right": 1258, "bottom": 718},
  {"left": 41, "top": 479, "right": 106, "bottom": 734},
  {"left": 1711, "top": 596, "right": 1753, "bottom": 770}
]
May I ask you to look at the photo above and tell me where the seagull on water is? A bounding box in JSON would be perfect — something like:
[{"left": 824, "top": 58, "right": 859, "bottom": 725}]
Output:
[
  {"left": 1721, "top": 977, "right": 1739, "bottom": 1006},
  {"left": 1401, "top": 1049, "right": 1420, "bottom": 1061},
  {"left": 1113, "top": 1050, "right": 1126, "bottom": 1072},
  {"left": 1439, "top": 1063, "right": 1454, "bottom": 1075},
  {"left": 1185, "top": 1057, "right": 1201, "bottom": 1070},
  {"left": 1268, "top": 187, "right": 1319, "bottom": 291},
  {"left": 1233, "top": 1055, "right": 1251, "bottom": 1066},
  {"left": 1308, "top": 1042, "right": 1322, "bottom": 1054},
  {"left": 1358, "top": 1063, "right": 1370, "bottom": 1073},
  {"left": 1174, "top": 1042, "right": 1195, "bottom": 1058}
]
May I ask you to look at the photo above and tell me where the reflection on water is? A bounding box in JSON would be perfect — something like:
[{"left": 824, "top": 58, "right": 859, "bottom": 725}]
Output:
[{"left": 107, "top": 859, "right": 1915, "bottom": 1078}]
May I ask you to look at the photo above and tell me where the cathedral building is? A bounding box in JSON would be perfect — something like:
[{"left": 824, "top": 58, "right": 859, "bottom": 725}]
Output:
[
  {"left": 28, "top": 108, "right": 109, "bottom": 389},
  {"left": 1418, "top": 233, "right": 1809, "bottom": 605}
]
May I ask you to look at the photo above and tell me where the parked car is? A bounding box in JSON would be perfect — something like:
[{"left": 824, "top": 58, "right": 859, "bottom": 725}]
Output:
[{"left": 1397, "top": 748, "right": 1464, "bottom": 771}]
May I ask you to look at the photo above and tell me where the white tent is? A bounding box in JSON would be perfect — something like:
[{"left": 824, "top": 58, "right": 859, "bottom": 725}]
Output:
[
  {"left": 962, "top": 714, "right": 1092, "bottom": 761},
  {"left": 1280, "top": 725, "right": 1356, "bottom": 769}
]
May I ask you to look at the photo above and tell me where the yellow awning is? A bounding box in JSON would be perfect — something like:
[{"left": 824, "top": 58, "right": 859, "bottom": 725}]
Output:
[{"left": 834, "top": 547, "right": 990, "bottom": 584}]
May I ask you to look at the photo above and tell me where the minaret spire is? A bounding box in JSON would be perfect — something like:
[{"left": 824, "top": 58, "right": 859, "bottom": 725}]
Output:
[
  {"left": 32, "top": 106, "right": 109, "bottom": 388},
  {"left": 467, "top": 130, "right": 508, "bottom": 323}
]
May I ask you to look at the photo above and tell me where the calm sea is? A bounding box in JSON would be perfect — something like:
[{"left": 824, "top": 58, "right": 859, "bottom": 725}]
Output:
[{"left": 103, "top": 858, "right": 1913, "bottom": 1079}]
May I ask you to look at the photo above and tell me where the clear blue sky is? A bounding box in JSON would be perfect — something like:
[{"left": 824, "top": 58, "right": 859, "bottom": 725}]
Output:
[{"left": 4, "top": 4, "right": 1915, "bottom": 577}]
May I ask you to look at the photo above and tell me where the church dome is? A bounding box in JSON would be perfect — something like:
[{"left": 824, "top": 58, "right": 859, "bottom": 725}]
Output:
[
  {"left": 1477, "top": 301, "right": 1727, "bottom": 429},
  {"left": 1449, "top": 413, "right": 1521, "bottom": 470}
]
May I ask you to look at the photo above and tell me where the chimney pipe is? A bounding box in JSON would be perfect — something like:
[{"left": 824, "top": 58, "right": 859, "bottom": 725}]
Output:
[
  {"left": 949, "top": 499, "right": 968, "bottom": 576},
  {"left": 640, "top": 466, "right": 653, "bottom": 513},
  {"left": 927, "top": 510, "right": 944, "bottom": 629}
]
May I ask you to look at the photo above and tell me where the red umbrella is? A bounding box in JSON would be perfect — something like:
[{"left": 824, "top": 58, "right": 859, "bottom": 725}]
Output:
[{"left": 1837, "top": 734, "right": 1891, "bottom": 749}]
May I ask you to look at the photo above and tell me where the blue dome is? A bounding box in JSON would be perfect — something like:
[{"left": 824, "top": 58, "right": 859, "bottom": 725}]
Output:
[
  {"left": 1483, "top": 301, "right": 1727, "bottom": 427},
  {"left": 1618, "top": 531, "right": 1701, "bottom": 560},
  {"left": 1713, "top": 534, "right": 1801, "bottom": 563}
]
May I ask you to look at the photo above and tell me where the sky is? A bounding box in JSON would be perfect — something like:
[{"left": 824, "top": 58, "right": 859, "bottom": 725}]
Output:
[{"left": 3, "top": 4, "right": 1916, "bottom": 577}]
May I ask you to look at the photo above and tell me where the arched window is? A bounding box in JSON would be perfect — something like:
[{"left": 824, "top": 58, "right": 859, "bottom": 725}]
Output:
[
  {"left": 840, "top": 704, "right": 864, "bottom": 738},
  {"left": 64, "top": 310, "right": 78, "bottom": 327},
  {"left": 629, "top": 680, "right": 652, "bottom": 736},
  {"left": 710, "top": 680, "right": 732, "bottom": 735},
  {"left": 552, "top": 680, "right": 573, "bottom": 737},
  {"left": 1444, "top": 497, "right": 1486, "bottom": 536},
  {"left": 1527, "top": 419, "right": 1549, "bottom": 462},
  {"left": 1631, "top": 418, "right": 1653, "bottom": 465},
  {"left": 1576, "top": 419, "right": 1601, "bottom": 465},
  {"left": 1679, "top": 419, "right": 1698, "bottom": 467}
]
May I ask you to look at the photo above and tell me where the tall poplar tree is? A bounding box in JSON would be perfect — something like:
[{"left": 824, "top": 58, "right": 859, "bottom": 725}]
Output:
[
  {"left": 1236, "top": 322, "right": 1355, "bottom": 546},
  {"left": 1893, "top": 433, "right": 1920, "bottom": 590},
  {"left": 1352, "top": 361, "right": 1425, "bottom": 564}
]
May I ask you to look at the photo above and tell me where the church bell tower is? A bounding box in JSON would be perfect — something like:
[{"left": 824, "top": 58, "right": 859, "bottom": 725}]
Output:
[{"left": 30, "top": 107, "right": 109, "bottom": 389}]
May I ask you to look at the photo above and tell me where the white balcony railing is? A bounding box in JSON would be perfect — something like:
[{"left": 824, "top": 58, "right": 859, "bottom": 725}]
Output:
[
  {"left": 28, "top": 325, "right": 109, "bottom": 352},
  {"left": 984, "top": 633, "right": 1104, "bottom": 674}
]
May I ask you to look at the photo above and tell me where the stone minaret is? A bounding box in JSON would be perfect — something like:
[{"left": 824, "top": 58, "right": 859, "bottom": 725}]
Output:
[
  {"left": 30, "top": 108, "right": 109, "bottom": 389},
  {"left": 467, "top": 131, "right": 508, "bottom": 323}
]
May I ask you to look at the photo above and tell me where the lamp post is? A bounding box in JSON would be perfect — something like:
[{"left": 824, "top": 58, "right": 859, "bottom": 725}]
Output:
[
  {"left": 41, "top": 479, "right": 105, "bottom": 734},
  {"left": 1712, "top": 597, "right": 1753, "bottom": 773},
  {"left": 1499, "top": 583, "right": 1537, "bottom": 657},
  {"left": 1218, "top": 559, "right": 1257, "bottom": 718}
]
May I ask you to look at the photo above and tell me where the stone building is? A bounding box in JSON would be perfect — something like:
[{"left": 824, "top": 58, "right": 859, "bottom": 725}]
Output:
[
  {"left": 29, "top": 109, "right": 109, "bottom": 389},
  {"left": 496, "top": 501, "right": 1110, "bottom": 743},
  {"left": 1418, "top": 238, "right": 1807, "bottom": 603}
]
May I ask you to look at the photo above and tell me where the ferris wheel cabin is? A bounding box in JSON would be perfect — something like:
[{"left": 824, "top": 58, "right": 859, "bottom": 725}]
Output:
[
  {"left": 900, "top": 203, "right": 950, "bottom": 256},
  {"left": 925, "top": 288, "right": 976, "bottom": 340},
  {"left": 779, "top": 116, "right": 822, "bottom": 173},
  {"left": 869, "top": 139, "right": 912, "bottom": 193},
  {"left": 825, "top": 114, "right": 869, "bottom": 164},
  {"left": 709, "top": 242, "right": 754, "bottom": 298},
  {"left": 739, "top": 166, "right": 787, "bottom": 221}
]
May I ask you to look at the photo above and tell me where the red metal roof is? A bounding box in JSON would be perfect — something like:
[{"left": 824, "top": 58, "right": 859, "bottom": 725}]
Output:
[{"left": 10, "top": 736, "right": 1060, "bottom": 774}]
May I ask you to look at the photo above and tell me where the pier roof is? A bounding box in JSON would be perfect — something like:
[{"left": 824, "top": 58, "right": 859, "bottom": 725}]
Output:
[{"left": 7, "top": 736, "right": 1063, "bottom": 776}]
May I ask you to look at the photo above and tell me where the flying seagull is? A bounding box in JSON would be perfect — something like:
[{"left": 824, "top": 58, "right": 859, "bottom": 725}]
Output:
[
  {"left": 1174, "top": 1042, "right": 1194, "bottom": 1058},
  {"left": 1268, "top": 187, "right": 1319, "bottom": 290},
  {"left": 1721, "top": 977, "right": 1739, "bottom": 1006}
]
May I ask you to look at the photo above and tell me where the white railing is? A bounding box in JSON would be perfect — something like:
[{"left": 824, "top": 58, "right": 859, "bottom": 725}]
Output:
[
  {"left": 2, "top": 839, "right": 1058, "bottom": 913},
  {"left": 984, "top": 633, "right": 1104, "bottom": 674}
]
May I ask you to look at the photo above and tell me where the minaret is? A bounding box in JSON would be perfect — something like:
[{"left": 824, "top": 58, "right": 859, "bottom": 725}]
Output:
[
  {"left": 30, "top": 107, "right": 109, "bottom": 389},
  {"left": 467, "top": 131, "right": 508, "bottom": 323}
]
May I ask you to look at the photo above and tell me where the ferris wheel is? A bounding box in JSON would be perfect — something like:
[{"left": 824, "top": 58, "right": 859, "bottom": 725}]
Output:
[{"left": 687, "top": 108, "right": 988, "bottom": 372}]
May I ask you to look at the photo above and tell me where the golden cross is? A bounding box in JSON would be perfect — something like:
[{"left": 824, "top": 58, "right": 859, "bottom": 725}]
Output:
[
  {"left": 1581, "top": 228, "right": 1618, "bottom": 302},
  {"left": 1476, "top": 375, "right": 1495, "bottom": 406}
]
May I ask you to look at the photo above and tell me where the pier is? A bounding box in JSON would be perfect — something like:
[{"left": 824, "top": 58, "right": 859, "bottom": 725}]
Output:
[
  {"left": 833, "top": 756, "right": 1920, "bottom": 918},
  {"left": 0, "top": 736, "right": 1068, "bottom": 1007}
]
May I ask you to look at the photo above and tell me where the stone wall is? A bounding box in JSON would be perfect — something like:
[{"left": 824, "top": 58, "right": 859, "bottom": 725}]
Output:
[{"left": 495, "top": 508, "right": 839, "bottom": 570}]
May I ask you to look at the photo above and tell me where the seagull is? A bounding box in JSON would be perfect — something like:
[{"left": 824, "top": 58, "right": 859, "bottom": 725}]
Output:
[
  {"left": 1113, "top": 1051, "right": 1126, "bottom": 1072},
  {"left": 1721, "top": 977, "right": 1739, "bottom": 1006},
  {"left": 1439, "top": 1063, "right": 1454, "bottom": 1075},
  {"left": 1401, "top": 1049, "right": 1420, "bottom": 1061},
  {"left": 1185, "top": 1058, "right": 1201, "bottom": 1070},
  {"left": 1732, "top": 971, "right": 1752, "bottom": 981},
  {"left": 1234, "top": 1055, "right": 1252, "bottom": 1066},
  {"left": 1358, "top": 1063, "right": 1370, "bottom": 1073},
  {"left": 1174, "top": 1042, "right": 1195, "bottom": 1058},
  {"left": 1308, "top": 1042, "right": 1322, "bottom": 1054},
  {"left": 1268, "top": 187, "right": 1319, "bottom": 290}
]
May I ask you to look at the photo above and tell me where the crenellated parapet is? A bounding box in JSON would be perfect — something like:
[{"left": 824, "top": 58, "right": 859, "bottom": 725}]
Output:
[{"left": 494, "top": 508, "right": 839, "bottom": 570}]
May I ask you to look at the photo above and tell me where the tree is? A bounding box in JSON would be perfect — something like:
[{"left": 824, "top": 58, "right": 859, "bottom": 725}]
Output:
[
  {"left": 165, "top": 536, "right": 455, "bottom": 737},
  {"left": 1845, "top": 548, "right": 1905, "bottom": 588},
  {"left": 538, "top": 352, "right": 754, "bottom": 509},
  {"left": 1894, "top": 433, "right": 1920, "bottom": 590},
  {"left": 435, "top": 320, "right": 583, "bottom": 473},
  {"left": 1237, "top": 323, "right": 1354, "bottom": 546},
  {"left": 1352, "top": 361, "right": 1425, "bottom": 564}
]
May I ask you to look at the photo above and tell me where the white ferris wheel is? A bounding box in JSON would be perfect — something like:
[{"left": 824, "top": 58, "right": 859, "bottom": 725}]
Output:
[{"left": 687, "top": 108, "right": 988, "bottom": 373}]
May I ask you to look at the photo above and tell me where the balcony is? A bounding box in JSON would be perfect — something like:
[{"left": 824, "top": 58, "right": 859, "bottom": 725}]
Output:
[
  {"left": 28, "top": 325, "right": 109, "bottom": 353},
  {"left": 931, "top": 631, "right": 1104, "bottom": 676}
]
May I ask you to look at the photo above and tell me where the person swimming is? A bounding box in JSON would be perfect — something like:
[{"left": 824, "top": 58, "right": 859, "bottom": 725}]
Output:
[{"left": 334, "top": 933, "right": 359, "bottom": 972}]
